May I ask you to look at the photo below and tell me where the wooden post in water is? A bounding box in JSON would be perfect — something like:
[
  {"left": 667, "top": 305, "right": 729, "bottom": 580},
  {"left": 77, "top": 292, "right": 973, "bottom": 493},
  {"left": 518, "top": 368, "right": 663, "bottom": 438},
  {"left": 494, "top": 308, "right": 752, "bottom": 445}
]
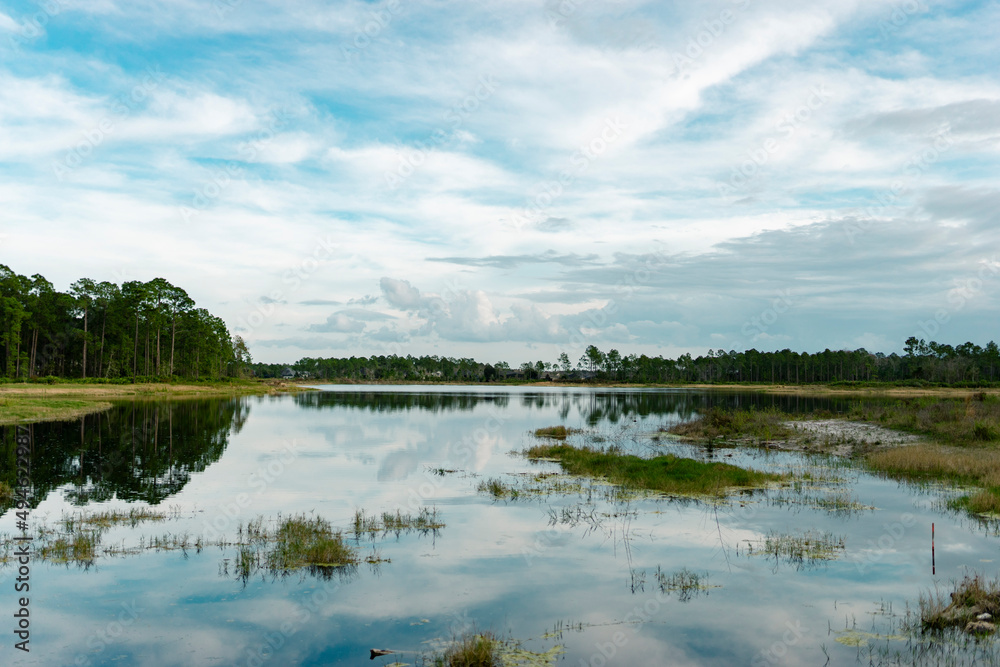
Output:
[{"left": 932, "top": 523, "right": 935, "bottom": 575}]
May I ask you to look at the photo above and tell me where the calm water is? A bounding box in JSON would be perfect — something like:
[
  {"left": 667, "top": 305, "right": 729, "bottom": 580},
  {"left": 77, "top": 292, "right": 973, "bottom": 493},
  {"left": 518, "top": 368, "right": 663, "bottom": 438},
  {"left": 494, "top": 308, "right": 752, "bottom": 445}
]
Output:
[{"left": 1, "top": 386, "right": 998, "bottom": 666}]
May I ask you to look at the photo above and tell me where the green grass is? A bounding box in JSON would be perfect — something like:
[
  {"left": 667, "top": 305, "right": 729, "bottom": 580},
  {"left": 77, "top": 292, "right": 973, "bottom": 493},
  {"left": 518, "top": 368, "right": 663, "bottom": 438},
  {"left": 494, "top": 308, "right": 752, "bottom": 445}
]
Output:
[
  {"left": 0, "top": 397, "right": 114, "bottom": 425},
  {"left": 534, "top": 425, "right": 578, "bottom": 439},
  {"left": 0, "top": 481, "right": 12, "bottom": 502},
  {"left": 428, "top": 632, "right": 502, "bottom": 667},
  {"left": 847, "top": 394, "right": 1000, "bottom": 447},
  {"left": 668, "top": 406, "right": 794, "bottom": 443},
  {"left": 266, "top": 514, "right": 357, "bottom": 570},
  {"left": 523, "top": 443, "right": 783, "bottom": 497}
]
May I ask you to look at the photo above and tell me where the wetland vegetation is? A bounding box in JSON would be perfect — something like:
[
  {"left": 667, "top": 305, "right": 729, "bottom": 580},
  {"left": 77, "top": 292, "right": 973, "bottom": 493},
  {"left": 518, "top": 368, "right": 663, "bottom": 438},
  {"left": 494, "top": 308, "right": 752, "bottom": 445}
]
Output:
[{"left": 522, "top": 442, "right": 784, "bottom": 497}]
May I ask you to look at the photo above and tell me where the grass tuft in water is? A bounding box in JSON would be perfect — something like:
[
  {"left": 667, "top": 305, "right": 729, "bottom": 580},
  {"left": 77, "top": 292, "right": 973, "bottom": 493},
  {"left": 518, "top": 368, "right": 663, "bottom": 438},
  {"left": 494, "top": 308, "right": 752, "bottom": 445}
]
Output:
[
  {"left": 266, "top": 514, "right": 358, "bottom": 570},
  {"left": 534, "top": 425, "right": 578, "bottom": 439},
  {"left": 921, "top": 574, "right": 1000, "bottom": 635},
  {"left": 523, "top": 443, "right": 783, "bottom": 497},
  {"left": 428, "top": 631, "right": 502, "bottom": 667},
  {"left": 744, "top": 530, "right": 846, "bottom": 565},
  {"left": 351, "top": 507, "right": 444, "bottom": 535}
]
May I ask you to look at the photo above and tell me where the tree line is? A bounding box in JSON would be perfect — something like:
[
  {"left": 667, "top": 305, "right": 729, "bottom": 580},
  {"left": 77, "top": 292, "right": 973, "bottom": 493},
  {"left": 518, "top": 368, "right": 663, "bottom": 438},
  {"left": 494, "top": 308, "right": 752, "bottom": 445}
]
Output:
[
  {"left": 0, "top": 266, "right": 250, "bottom": 380},
  {"left": 257, "top": 336, "right": 1000, "bottom": 386}
]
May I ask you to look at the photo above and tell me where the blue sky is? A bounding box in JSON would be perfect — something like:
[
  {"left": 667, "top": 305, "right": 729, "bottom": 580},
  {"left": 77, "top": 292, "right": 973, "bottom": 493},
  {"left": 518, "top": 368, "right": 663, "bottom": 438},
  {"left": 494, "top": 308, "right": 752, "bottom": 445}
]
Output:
[{"left": 1, "top": 0, "right": 998, "bottom": 365}]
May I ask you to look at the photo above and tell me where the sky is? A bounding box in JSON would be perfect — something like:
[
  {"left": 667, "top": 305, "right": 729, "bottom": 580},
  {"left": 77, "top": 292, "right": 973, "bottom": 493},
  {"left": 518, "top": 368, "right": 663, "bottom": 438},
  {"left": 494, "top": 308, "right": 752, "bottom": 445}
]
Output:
[{"left": 1, "top": 0, "right": 998, "bottom": 366}]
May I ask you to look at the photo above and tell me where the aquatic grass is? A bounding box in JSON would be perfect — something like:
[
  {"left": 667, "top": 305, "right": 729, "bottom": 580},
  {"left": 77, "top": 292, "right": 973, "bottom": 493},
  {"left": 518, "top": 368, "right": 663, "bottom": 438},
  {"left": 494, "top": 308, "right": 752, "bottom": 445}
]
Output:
[
  {"left": 534, "top": 425, "right": 579, "bottom": 439},
  {"left": 668, "top": 406, "right": 794, "bottom": 443},
  {"left": 653, "top": 566, "right": 715, "bottom": 602},
  {"left": 430, "top": 631, "right": 502, "bottom": 667},
  {"left": 921, "top": 574, "right": 1000, "bottom": 635},
  {"left": 522, "top": 443, "right": 783, "bottom": 497},
  {"left": 743, "top": 530, "right": 846, "bottom": 565},
  {"left": 266, "top": 514, "right": 358, "bottom": 570},
  {"left": 38, "top": 531, "right": 99, "bottom": 563},
  {"left": 419, "top": 629, "right": 564, "bottom": 667},
  {"left": 351, "top": 507, "right": 444, "bottom": 535},
  {"left": 62, "top": 506, "right": 170, "bottom": 530}
]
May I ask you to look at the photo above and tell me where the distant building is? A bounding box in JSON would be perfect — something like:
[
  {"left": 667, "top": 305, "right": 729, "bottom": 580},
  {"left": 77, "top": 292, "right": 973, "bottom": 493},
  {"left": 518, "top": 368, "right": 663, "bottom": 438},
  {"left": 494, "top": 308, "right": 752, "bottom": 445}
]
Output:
[{"left": 281, "top": 367, "right": 295, "bottom": 379}]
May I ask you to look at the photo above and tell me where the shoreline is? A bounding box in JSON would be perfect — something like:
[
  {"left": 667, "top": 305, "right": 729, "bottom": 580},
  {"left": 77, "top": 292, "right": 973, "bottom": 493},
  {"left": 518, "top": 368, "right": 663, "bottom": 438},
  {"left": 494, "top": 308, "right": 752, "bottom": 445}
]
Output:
[
  {"left": 2, "top": 379, "right": 996, "bottom": 426},
  {"left": 0, "top": 380, "right": 311, "bottom": 425}
]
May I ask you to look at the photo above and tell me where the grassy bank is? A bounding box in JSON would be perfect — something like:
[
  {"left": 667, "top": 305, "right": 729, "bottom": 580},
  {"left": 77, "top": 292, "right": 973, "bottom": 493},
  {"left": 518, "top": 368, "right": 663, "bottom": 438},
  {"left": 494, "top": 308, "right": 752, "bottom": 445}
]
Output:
[
  {"left": 672, "top": 396, "right": 1000, "bottom": 515},
  {"left": 523, "top": 443, "right": 783, "bottom": 497},
  {"left": 0, "top": 379, "right": 310, "bottom": 425}
]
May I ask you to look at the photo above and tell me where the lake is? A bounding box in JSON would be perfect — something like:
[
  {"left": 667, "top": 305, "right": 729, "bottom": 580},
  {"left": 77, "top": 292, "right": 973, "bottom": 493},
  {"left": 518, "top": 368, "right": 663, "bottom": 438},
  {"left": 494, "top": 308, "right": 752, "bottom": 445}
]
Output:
[{"left": 2, "top": 386, "right": 998, "bottom": 666}]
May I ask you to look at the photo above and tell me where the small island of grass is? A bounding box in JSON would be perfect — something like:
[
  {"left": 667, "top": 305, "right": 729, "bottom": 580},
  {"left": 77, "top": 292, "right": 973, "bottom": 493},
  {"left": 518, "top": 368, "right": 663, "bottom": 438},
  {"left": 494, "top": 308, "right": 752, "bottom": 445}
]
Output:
[{"left": 523, "top": 443, "right": 783, "bottom": 497}]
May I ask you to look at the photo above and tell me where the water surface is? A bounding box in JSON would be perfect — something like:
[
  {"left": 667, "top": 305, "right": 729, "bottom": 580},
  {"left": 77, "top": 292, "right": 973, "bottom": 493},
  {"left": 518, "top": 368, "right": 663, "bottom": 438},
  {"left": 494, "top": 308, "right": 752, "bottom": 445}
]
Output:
[{"left": 1, "top": 386, "right": 997, "bottom": 666}]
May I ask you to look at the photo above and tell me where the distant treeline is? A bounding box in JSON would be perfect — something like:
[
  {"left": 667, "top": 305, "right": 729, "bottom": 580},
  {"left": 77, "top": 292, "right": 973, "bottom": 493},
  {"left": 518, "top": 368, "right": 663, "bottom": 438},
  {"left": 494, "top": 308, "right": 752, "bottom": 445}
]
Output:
[
  {"left": 256, "top": 337, "right": 1000, "bottom": 386},
  {"left": 0, "top": 266, "right": 250, "bottom": 380}
]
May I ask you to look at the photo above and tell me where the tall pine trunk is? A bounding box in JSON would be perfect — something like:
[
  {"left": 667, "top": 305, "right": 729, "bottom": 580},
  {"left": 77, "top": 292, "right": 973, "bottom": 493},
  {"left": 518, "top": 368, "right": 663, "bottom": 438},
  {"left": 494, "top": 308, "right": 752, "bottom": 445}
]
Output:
[{"left": 81, "top": 305, "right": 88, "bottom": 379}]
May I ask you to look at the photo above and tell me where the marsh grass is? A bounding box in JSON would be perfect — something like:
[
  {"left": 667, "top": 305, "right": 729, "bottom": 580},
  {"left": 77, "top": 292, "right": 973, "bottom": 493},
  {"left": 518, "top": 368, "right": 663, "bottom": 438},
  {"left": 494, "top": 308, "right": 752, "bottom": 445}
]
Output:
[
  {"left": 266, "top": 514, "right": 357, "bottom": 570},
  {"left": 38, "top": 531, "right": 99, "bottom": 563},
  {"left": 62, "top": 506, "right": 171, "bottom": 530},
  {"left": 476, "top": 474, "right": 586, "bottom": 501},
  {"left": 653, "top": 566, "right": 714, "bottom": 602},
  {"left": 419, "top": 630, "right": 564, "bottom": 667},
  {"left": 744, "top": 530, "right": 846, "bottom": 565},
  {"left": 523, "top": 443, "right": 783, "bottom": 497},
  {"left": 921, "top": 574, "right": 1000, "bottom": 634},
  {"left": 848, "top": 395, "right": 1000, "bottom": 446},
  {"left": 668, "top": 407, "right": 794, "bottom": 443},
  {"left": 428, "top": 631, "right": 502, "bottom": 667},
  {"left": 866, "top": 445, "right": 1000, "bottom": 515},
  {"left": 534, "top": 425, "right": 580, "bottom": 439},
  {"left": 351, "top": 507, "right": 444, "bottom": 535}
]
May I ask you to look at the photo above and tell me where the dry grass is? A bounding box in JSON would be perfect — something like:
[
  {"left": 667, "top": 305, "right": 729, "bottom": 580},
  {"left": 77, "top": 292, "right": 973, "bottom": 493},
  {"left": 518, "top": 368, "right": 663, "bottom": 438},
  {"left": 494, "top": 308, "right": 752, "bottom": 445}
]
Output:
[
  {"left": 867, "top": 445, "right": 1000, "bottom": 514},
  {"left": 921, "top": 574, "right": 1000, "bottom": 634}
]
